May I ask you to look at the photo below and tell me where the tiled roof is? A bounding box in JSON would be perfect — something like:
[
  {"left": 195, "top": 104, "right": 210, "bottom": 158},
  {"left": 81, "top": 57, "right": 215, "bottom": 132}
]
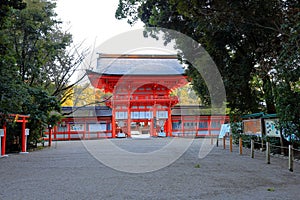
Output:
[
  {"left": 62, "top": 106, "right": 112, "bottom": 117},
  {"left": 61, "top": 105, "right": 225, "bottom": 117},
  {"left": 95, "top": 54, "right": 185, "bottom": 75}
]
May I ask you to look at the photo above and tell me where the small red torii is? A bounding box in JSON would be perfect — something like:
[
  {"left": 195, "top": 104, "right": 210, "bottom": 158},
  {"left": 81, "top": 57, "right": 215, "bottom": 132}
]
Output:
[{"left": 0, "top": 114, "right": 30, "bottom": 157}]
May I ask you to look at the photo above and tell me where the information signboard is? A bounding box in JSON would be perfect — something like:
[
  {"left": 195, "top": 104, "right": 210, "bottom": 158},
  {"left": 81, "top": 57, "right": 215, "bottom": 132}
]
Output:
[
  {"left": 264, "top": 119, "right": 280, "bottom": 137},
  {"left": 243, "top": 119, "right": 262, "bottom": 136}
]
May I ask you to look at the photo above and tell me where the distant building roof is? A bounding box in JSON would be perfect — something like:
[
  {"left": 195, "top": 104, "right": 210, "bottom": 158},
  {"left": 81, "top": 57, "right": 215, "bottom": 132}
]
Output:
[
  {"left": 94, "top": 54, "right": 185, "bottom": 76},
  {"left": 171, "top": 105, "right": 226, "bottom": 116},
  {"left": 62, "top": 106, "right": 112, "bottom": 118},
  {"left": 62, "top": 105, "right": 226, "bottom": 118},
  {"left": 241, "top": 112, "right": 265, "bottom": 119}
]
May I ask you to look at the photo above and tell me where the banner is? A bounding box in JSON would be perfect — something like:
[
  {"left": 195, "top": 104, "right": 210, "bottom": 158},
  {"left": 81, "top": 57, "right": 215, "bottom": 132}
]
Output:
[{"left": 219, "top": 124, "right": 230, "bottom": 138}]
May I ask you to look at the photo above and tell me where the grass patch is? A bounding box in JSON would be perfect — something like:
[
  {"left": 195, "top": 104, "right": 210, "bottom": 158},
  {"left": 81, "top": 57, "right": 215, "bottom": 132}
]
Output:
[{"left": 194, "top": 164, "right": 201, "bottom": 168}]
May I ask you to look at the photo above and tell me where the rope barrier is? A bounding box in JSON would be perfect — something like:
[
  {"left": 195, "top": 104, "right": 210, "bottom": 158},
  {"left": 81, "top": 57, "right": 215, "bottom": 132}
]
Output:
[
  {"left": 244, "top": 139, "right": 299, "bottom": 151},
  {"left": 268, "top": 144, "right": 289, "bottom": 149},
  {"left": 293, "top": 148, "right": 300, "bottom": 152},
  {"left": 225, "top": 137, "right": 300, "bottom": 171}
]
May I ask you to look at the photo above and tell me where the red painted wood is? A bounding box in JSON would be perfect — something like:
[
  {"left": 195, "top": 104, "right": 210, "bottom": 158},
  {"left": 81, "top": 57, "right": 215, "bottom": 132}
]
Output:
[{"left": 1, "top": 124, "right": 6, "bottom": 156}]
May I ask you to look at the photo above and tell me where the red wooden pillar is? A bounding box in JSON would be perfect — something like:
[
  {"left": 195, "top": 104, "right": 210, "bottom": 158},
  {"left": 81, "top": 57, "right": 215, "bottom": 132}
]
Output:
[
  {"left": 68, "top": 124, "right": 71, "bottom": 140},
  {"left": 112, "top": 109, "right": 116, "bottom": 138},
  {"left": 152, "top": 105, "right": 157, "bottom": 137},
  {"left": 127, "top": 106, "right": 131, "bottom": 137},
  {"left": 127, "top": 86, "right": 131, "bottom": 138},
  {"left": 21, "top": 117, "right": 27, "bottom": 152},
  {"left": 181, "top": 117, "right": 185, "bottom": 137},
  {"left": 48, "top": 126, "right": 52, "bottom": 147},
  {"left": 83, "top": 124, "right": 86, "bottom": 140},
  {"left": 54, "top": 126, "right": 57, "bottom": 140},
  {"left": 167, "top": 107, "right": 172, "bottom": 137},
  {"left": 207, "top": 116, "right": 212, "bottom": 136},
  {"left": 1, "top": 124, "right": 7, "bottom": 156}
]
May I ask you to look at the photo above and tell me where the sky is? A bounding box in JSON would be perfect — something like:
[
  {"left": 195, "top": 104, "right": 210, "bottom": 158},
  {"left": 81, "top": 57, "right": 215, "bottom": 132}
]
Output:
[
  {"left": 55, "top": 0, "right": 144, "bottom": 47},
  {"left": 55, "top": 0, "right": 178, "bottom": 82}
]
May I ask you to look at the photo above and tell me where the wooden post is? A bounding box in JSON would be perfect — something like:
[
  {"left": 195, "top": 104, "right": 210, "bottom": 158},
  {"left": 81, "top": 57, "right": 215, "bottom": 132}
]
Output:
[
  {"left": 68, "top": 124, "right": 71, "bottom": 140},
  {"left": 261, "top": 138, "right": 264, "bottom": 151},
  {"left": 127, "top": 106, "right": 131, "bottom": 138},
  {"left": 280, "top": 131, "right": 284, "bottom": 155},
  {"left": 289, "top": 144, "right": 293, "bottom": 172},
  {"left": 168, "top": 107, "right": 172, "bottom": 137},
  {"left": 251, "top": 139, "right": 254, "bottom": 158},
  {"left": 1, "top": 124, "right": 6, "bottom": 156},
  {"left": 48, "top": 126, "right": 52, "bottom": 147},
  {"left": 21, "top": 118, "right": 26, "bottom": 152},
  {"left": 112, "top": 109, "right": 116, "bottom": 138},
  {"left": 223, "top": 136, "right": 226, "bottom": 149},
  {"left": 239, "top": 137, "right": 243, "bottom": 155},
  {"left": 266, "top": 141, "right": 270, "bottom": 164},
  {"left": 229, "top": 135, "right": 233, "bottom": 152}
]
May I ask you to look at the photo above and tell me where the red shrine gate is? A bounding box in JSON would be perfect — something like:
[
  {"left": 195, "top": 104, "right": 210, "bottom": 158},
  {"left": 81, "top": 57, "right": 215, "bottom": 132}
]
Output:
[
  {"left": 87, "top": 54, "right": 189, "bottom": 138},
  {"left": 43, "top": 54, "right": 228, "bottom": 141},
  {"left": 1, "top": 114, "right": 30, "bottom": 156}
]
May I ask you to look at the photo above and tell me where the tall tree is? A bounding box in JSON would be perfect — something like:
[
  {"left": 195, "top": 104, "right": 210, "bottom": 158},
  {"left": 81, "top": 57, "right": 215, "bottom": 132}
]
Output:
[
  {"left": 0, "top": 0, "right": 27, "bottom": 117},
  {"left": 0, "top": 0, "right": 87, "bottom": 146},
  {"left": 275, "top": 3, "right": 300, "bottom": 141},
  {"left": 116, "top": 0, "right": 300, "bottom": 137},
  {"left": 115, "top": 0, "right": 296, "bottom": 114}
]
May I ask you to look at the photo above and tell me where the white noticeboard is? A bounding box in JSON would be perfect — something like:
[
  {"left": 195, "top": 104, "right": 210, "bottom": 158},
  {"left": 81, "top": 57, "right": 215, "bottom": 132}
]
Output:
[
  {"left": 0, "top": 129, "right": 4, "bottom": 137},
  {"left": 89, "top": 124, "right": 106, "bottom": 132},
  {"left": 265, "top": 119, "right": 280, "bottom": 138},
  {"left": 25, "top": 128, "right": 30, "bottom": 136},
  {"left": 219, "top": 124, "right": 230, "bottom": 138},
  {"left": 70, "top": 124, "right": 84, "bottom": 131}
]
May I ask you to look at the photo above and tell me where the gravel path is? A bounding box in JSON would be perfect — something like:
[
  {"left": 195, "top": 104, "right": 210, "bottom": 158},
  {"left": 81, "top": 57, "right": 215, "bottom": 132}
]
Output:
[{"left": 0, "top": 138, "right": 299, "bottom": 200}]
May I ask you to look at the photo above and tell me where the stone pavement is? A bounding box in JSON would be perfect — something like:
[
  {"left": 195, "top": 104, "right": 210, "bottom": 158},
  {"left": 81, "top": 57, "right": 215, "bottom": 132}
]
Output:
[{"left": 0, "top": 138, "right": 299, "bottom": 200}]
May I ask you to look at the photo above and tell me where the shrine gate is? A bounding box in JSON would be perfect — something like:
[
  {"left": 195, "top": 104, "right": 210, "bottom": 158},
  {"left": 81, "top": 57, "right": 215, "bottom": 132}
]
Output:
[
  {"left": 43, "top": 54, "right": 228, "bottom": 141},
  {"left": 87, "top": 54, "right": 188, "bottom": 138}
]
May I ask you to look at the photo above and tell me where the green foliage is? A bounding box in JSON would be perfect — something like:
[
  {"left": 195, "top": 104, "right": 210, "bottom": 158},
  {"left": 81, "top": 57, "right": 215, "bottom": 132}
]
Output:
[
  {"left": 274, "top": 5, "right": 300, "bottom": 140},
  {"left": 116, "top": 0, "right": 300, "bottom": 138},
  {"left": 0, "top": 0, "right": 82, "bottom": 148}
]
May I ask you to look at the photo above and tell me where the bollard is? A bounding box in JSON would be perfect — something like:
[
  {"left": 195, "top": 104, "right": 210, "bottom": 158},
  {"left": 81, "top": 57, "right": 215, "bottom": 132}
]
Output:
[
  {"left": 216, "top": 137, "right": 219, "bottom": 147},
  {"left": 251, "top": 139, "right": 254, "bottom": 158},
  {"left": 229, "top": 135, "right": 233, "bottom": 152},
  {"left": 239, "top": 137, "right": 243, "bottom": 155},
  {"left": 289, "top": 145, "right": 293, "bottom": 172},
  {"left": 223, "top": 136, "right": 226, "bottom": 149},
  {"left": 211, "top": 136, "right": 214, "bottom": 145},
  {"left": 266, "top": 142, "right": 270, "bottom": 164}
]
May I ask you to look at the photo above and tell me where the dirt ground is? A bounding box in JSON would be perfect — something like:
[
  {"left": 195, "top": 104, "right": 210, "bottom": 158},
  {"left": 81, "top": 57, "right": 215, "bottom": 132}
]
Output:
[{"left": 0, "top": 138, "right": 299, "bottom": 200}]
